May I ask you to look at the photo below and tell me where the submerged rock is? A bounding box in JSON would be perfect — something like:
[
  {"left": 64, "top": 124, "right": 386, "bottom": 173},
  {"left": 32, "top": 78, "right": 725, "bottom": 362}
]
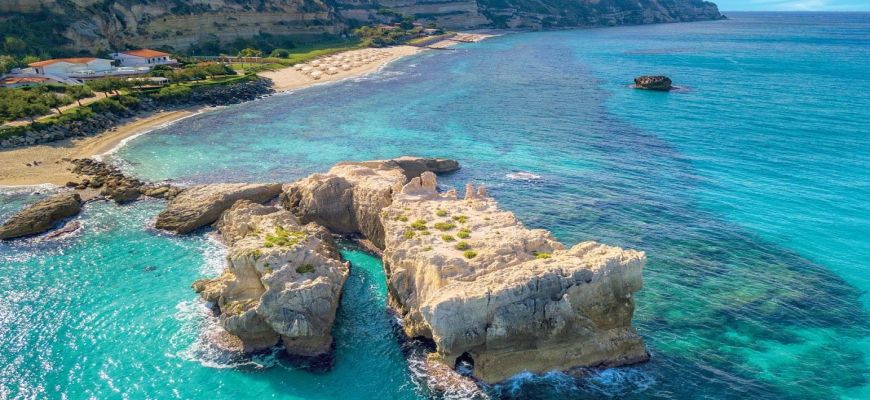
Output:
[
  {"left": 634, "top": 75, "right": 673, "bottom": 91},
  {"left": 192, "top": 200, "right": 349, "bottom": 356},
  {"left": 0, "top": 192, "right": 83, "bottom": 240},
  {"left": 381, "top": 172, "right": 648, "bottom": 382},
  {"left": 155, "top": 183, "right": 282, "bottom": 233},
  {"left": 281, "top": 156, "right": 459, "bottom": 248}
]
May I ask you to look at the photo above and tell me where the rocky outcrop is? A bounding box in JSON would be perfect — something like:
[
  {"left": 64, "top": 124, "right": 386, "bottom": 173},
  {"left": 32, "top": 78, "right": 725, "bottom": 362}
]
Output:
[
  {"left": 0, "top": 192, "right": 82, "bottom": 240},
  {"left": 280, "top": 156, "right": 458, "bottom": 248},
  {"left": 70, "top": 158, "right": 182, "bottom": 203},
  {"left": 380, "top": 172, "right": 648, "bottom": 382},
  {"left": 3, "top": 0, "right": 722, "bottom": 53},
  {"left": 192, "top": 200, "right": 349, "bottom": 356},
  {"left": 479, "top": 0, "right": 723, "bottom": 29},
  {"left": 155, "top": 183, "right": 283, "bottom": 233},
  {"left": 282, "top": 157, "right": 647, "bottom": 382},
  {"left": 634, "top": 75, "right": 673, "bottom": 91}
]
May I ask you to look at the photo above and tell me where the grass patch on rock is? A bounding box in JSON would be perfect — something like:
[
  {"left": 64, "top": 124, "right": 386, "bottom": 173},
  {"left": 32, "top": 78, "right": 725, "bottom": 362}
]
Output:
[
  {"left": 296, "top": 264, "right": 316, "bottom": 274},
  {"left": 264, "top": 226, "right": 307, "bottom": 248},
  {"left": 434, "top": 222, "right": 456, "bottom": 231}
]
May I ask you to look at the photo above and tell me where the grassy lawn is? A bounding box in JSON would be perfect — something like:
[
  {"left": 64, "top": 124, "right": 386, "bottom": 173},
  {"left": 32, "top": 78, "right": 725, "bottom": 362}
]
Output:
[{"left": 227, "top": 39, "right": 364, "bottom": 73}]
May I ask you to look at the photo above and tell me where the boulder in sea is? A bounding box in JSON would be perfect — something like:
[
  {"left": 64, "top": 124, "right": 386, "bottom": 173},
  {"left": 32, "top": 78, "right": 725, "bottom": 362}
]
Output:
[
  {"left": 155, "top": 183, "right": 283, "bottom": 233},
  {"left": 634, "top": 75, "right": 673, "bottom": 91},
  {"left": 0, "top": 193, "right": 83, "bottom": 240},
  {"left": 192, "top": 200, "right": 349, "bottom": 356}
]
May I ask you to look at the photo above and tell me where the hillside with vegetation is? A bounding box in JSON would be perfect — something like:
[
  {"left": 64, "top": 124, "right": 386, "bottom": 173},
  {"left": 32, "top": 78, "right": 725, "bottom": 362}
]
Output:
[{"left": 0, "top": 0, "right": 722, "bottom": 56}]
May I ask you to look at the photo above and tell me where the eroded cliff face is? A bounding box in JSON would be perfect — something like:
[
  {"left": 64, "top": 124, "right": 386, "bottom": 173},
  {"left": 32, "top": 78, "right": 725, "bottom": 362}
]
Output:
[
  {"left": 192, "top": 200, "right": 349, "bottom": 356},
  {"left": 2, "top": 0, "right": 340, "bottom": 52},
  {"left": 2, "top": 0, "right": 722, "bottom": 52},
  {"left": 478, "top": 0, "right": 723, "bottom": 28},
  {"left": 381, "top": 173, "right": 648, "bottom": 382}
]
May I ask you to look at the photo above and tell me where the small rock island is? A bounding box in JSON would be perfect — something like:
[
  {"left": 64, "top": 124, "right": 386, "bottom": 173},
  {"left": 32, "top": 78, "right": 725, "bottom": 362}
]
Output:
[{"left": 634, "top": 75, "right": 673, "bottom": 91}]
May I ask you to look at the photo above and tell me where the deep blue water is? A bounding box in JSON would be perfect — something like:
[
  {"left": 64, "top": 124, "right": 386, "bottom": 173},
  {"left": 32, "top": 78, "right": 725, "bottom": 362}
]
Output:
[{"left": 2, "top": 12, "right": 869, "bottom": 399}]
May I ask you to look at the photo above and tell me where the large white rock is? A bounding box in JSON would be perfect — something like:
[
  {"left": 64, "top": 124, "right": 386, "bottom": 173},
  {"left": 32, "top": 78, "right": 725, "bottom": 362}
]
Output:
[
  {"left": 155, "top": 183, "right": 282, "bottom": 233},
  {"left": 193, "top": 200, "right": 349, "bottom": 356},
  {"left": 381, "top": 175, "right": 648, "bottom": 382}
]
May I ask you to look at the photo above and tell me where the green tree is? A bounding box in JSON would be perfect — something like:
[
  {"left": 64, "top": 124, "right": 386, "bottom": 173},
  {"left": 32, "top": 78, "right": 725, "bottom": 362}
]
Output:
[
  {"left": 21, "top": 55, "right": 40, "bottom": 66},
  {"left": 270, "top": 48, "right": 291, "bottom": 58},
  {"left": 3, "top": 36, "right": 27, "bottom": 55},
  {"left": 0, "top": 55, "right": 18, "bottom": 74},
  {"left": 10, "top": 100, "right": 50, "bottom": 123},
  {"left": 237, "top": 48, "right": 262, "bottom": 57},
  {"left": 65, "top": 85, "right": 94, "bottom": 106},
  {"left": 87, "top": 78, "right": 127, "bottom": 96},
  {"left": 40, "top": 93, "right": 70, "bottom": 115}
]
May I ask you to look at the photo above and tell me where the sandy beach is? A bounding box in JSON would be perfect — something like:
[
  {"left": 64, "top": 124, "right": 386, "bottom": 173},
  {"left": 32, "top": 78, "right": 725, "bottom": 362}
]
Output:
[
  {"left": 1, "top": 38, "right": 494, "bottom": 187},
  {"left": 258, "top": 45, "right": 423, "bottom": 92},
  {"left": 0, "top": 109, "right": 200, "bottom": 186}
]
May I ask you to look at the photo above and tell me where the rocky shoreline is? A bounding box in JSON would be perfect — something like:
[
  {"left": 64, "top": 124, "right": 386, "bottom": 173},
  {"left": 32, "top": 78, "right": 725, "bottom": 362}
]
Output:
[
  {"left": 0, "top": 156, "right": 649, "bottom": 389},
  {"left": 0, "top": 79, "right": 273, "bottom": 149}
]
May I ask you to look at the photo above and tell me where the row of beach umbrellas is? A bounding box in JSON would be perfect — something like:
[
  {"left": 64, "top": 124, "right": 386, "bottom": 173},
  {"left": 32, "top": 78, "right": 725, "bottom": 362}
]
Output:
[{"left": 293, "top": 49, "right": 390, "bottom": 80}]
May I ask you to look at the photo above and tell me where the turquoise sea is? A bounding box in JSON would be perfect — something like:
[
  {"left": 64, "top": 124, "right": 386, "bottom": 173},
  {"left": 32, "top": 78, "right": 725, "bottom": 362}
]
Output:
[{"left": 2, "top": 12, "right": 869, "bottom": 399}]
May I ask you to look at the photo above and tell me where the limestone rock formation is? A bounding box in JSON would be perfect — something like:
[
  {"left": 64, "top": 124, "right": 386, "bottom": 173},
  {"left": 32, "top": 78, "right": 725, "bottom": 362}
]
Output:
[
  {"left": 280, "top": 156, "right": 458, "bottom": 248},
  {"left": 0, "top": 192, "right": 82, "bottom": 240},
  {"left": 381, "top": 172, "right": 648, "bottom": 382},
  {"left": 155, "top": 183, "right": 282, "bottom": 233},
  {"left": 3, "top": 0, "right": 722, "bottom": 52},
  {"left": 282, "top": 158, "right": 647, "bottom": 382},
  {"left": 192, "top": 200, "right": 349, "bottom": 356},
  {"left": 634, "top": 75, "right": 673, "bottom": 91}
]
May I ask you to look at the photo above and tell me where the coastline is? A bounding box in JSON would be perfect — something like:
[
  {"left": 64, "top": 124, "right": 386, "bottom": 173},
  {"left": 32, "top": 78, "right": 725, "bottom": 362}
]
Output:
[
  {"left": 258, "top": 45, "right": 424, "bottom": 92},
  {"left": 0, "top": 36, "right": 492, "bottom": 188},
  {"left": 0, "top": 109, "right": 203, "bottom": 187}
]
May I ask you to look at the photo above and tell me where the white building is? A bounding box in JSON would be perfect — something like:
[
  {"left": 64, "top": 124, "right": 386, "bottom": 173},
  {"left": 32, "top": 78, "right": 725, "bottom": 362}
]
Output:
[
  {"left": 111, "top": 49, "right": 177, "bottom": 67},
  {"left": 28, "top": 57, "right": 114, "bottom": 78}
]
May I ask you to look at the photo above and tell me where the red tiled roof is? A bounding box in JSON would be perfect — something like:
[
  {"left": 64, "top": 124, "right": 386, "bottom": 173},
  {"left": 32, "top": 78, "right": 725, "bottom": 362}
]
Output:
[
  {"left": 28, "top": 57, "right": 99, "bottom": 67},
  {"left": 121, "top": 49, "right": 170, "bottom": 58}
]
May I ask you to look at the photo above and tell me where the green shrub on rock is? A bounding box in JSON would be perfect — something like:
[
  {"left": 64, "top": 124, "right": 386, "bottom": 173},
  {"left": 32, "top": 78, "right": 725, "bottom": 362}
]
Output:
[
  {"left": 296, "top": 264, "right": 315, "bottom": 274},
  {"left": 434, "top": 222, "right": 455, "bottom": 231}
]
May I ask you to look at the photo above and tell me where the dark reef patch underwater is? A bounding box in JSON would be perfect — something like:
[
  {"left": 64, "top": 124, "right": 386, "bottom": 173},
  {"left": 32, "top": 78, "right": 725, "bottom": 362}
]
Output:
[{"left": 2, "top": 11, "right": 869, "bottom": 400}]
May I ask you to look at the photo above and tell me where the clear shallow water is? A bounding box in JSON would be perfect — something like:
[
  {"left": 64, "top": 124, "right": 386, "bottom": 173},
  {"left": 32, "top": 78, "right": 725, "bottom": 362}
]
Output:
[{"left": 2, "top": 12, "right": 869, "bottom": 399}]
